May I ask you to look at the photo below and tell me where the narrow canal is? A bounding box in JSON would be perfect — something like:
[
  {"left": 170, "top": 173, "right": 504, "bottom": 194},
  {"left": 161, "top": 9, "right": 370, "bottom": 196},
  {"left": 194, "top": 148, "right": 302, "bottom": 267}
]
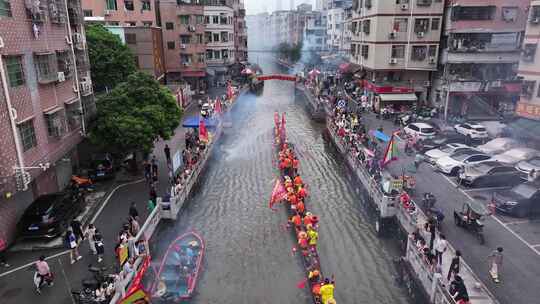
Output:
[{"left": 150, "top": 55, "right": 416, "bottom": 304}]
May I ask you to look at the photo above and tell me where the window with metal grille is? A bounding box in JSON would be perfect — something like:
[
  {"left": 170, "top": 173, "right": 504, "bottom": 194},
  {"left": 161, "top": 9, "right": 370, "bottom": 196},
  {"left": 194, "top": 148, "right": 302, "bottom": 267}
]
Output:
[
  {"left": 35, "top": 53, "right": 58, "bottom": 84},
  {"left": 56, "top": 50, "right": 73, "bottom": 77},
  {"left": 66, "top": 103, "right": 81, "bottom": 130},
  {"left": 411, "top": 45, "right": 427, "bottom": 61},
  {"left": 167, "top": 41, "right": 175, "bottom": 49},
  {"left": 391, "top": 45, "right": 405, "bottom": 58},
  {"left": 124, "top": 0, "right": 134, "bottom": 11},
  {"left": 106, "top": 0, "right": 117, "bottom": 10},
  {"left": 428, "top": 45, "right": 438, "bottom": 57},
  {"left": 83, "top": 10, "right": 92, "bottom": 17},
  {"left": 180, "top": 35, "right": 191, "bottom": 44},
  {"left": 0, "top": 0, "right": 12, "bottom": 17},
  {"left": 180, "top": 15, "right": 190, "bottom": 25},
  {"left": 361, "top": 45, "right": 369, "bottom": 58},
  {"left": 166, "top": 22, "right": 174, "bottom": 30},
  {"left": 45, "top": 111, "right": 66, "bottom": 138},
  {"left": 414, "top": 18, "right": 429, "bottom": 33},
  {"left": 362, "top": 19, "right": 370, "bottom": 34},
  {"left": 18, "top": 120, "right": 37, "bottom": 151},
  {"left": 431, "top": 18, "right": 440, "bottom": 31},
  {"left": 5, "top": 56, "right": 25, "bottom": 87},
  {"left": 142, "top": 0, "right": 151, "bottom": 10},
  {"left": 125, "top": 33, "right": 137, "bottom": 44},
  {"left": 197, "top": 53, "right": 205, "bottom": 63},
  {"left": 393, "top": 18, "right": 408, "bottom": 32}
]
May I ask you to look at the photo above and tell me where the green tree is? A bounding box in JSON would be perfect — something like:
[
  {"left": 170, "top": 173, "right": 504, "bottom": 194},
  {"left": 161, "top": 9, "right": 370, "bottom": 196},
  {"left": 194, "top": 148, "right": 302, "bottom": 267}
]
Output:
[
  {"left": 86, "top": 24, "right": 137, "bottom": 92},
  {"left": 90, "top": 72, "right": 182, "bottom": 157}
]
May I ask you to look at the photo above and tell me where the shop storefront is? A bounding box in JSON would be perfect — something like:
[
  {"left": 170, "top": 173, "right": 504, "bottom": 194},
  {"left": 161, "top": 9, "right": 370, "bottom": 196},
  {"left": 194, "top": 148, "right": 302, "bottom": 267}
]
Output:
[{"left": 362, "top": 80, "right": 419, "bottom": 113}]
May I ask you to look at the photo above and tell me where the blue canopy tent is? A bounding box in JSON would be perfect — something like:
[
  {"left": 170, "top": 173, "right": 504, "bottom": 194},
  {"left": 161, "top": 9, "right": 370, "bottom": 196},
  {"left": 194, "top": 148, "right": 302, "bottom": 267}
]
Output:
[
  {"left": 182, "top": 116, "right": 219, "bottom": 129},
  {"left": 371, "top": 130, "right": 390, "bottom": 142}
]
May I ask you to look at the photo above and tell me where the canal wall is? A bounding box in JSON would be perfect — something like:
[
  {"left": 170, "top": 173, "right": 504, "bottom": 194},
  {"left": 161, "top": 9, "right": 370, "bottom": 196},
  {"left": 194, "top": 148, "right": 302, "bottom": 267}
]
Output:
[{"left": 295, "top": 84, "right": 326, "bottom": 122}]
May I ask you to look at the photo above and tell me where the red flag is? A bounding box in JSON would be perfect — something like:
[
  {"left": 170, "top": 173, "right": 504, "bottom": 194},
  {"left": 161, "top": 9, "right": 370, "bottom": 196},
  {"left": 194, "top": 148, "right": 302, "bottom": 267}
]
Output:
[
  {"left": 296, "top": 278, "right": 307, "bottom": 289},
  {"left": 227, "top": 83, "right": 234, "bottom": 100},
  {"left": 280, "top": 113, "right": 286, "bottom": 142},
  {"left": 269, "top": 179, "right": 287, "bottom": 210},
  {"left": 214, "top": 99, "right": 222, "bottom": 115},
  {"left": 274, "top": 112, "right": 280, "bottom": 129},
  {"left": 199, "top": 118, "right": 209, "bottom": 143}
]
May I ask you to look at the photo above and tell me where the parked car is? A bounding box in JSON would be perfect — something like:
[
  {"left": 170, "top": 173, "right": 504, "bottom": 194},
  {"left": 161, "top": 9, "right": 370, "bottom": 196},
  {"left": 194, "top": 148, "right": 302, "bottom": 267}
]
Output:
[
  {"left": 492, "top": 148, "right": 539, "bottom": 165},
  {"left": 88, "top": 153, "right": 115, "bottom": 181},
  {"left": 419, "top": 130, "right": 468, "bottom": 152},
  {"left": 515, "top": 156, "right": 540, "bottom": 179},
  {"left": 424, "top": 143, "right": 474, "bottom": 164},
  {"left": 404, "top": 122, "right": 436, "bottom": 139},
  {"left": 454, "top": 122, "right": 489, "bottom": 140},
  {"left": 435, "top": 150, "right": 491, "bottom": 175},
  {"left": 476, "top": 137, "right": 520, "bottom": 155},
  {"left": 18, "top": 192, "right": 83, "bottom": 239},
  {"left": 493, "top": 181, "right": 540, "bottom": 217},
  {"left": 458, "top": 161, "right": 522, "bottom": 187}
]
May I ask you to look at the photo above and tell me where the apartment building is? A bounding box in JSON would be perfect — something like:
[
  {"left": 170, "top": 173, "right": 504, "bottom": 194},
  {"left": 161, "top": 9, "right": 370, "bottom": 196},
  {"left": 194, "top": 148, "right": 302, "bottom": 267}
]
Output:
[
  {"left": 510, "top": 1, "right": 540, "bottom": 139},
  {"left": 204, "top": 3, "right": 235, "bottom": 85},
  {"left": 435, "top": 0, "right": 528, "bottom": 120},
  {"left": 326, "top": 0, "right": 351, "bottom": 52},
  {"left": 303, "top": 10, "right": 326, "bottom": 51},
  {"left": 246, "top": 12, "right": 269, "bottom": 51},
  {"left": 82, "top": 0, "right": 157, "bottom": 26},
  {"left": 233, "top": 0, "right": 248, "bottom": 62},
  {"left": 350, "top": 0, "right": 444, "bottom": 112},
  {"left": 0, "top": 0, "right": 95, "bottom": 244}
]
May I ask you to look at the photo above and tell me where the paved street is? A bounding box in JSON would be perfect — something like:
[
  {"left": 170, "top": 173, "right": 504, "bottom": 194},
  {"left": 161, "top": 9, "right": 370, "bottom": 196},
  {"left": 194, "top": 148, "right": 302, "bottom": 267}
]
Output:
[
  {"left": 0, "top": 99, "right": 206, "bottom": 304},
  {"left": 360, "top": 112, "right": 540, "bottom": 304}
]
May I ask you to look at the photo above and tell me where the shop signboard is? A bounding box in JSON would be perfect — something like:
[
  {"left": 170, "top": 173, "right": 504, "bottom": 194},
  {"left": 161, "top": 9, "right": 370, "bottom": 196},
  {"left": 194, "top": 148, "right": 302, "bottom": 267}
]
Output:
[
  {"left": 516, "top": 102, "right": 540, "bottom": 120},
  {"left": 449, "top": 81, "right": 482, "bottom": 92},
  {"left": 362, "top": 80, "right": 414, "bottom": 94}
]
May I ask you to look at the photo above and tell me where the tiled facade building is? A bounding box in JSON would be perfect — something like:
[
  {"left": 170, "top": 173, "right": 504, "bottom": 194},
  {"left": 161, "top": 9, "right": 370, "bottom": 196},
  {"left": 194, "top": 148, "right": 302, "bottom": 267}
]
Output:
[{"left": 0, "top": 0, "right": 95, "bottom": 244}]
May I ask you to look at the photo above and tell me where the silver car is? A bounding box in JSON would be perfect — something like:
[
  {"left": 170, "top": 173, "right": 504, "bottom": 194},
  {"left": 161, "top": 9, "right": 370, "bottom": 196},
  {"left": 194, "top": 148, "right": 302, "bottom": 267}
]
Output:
[{"left": 516, "top": 156, "right": 540, "bottom": 179}]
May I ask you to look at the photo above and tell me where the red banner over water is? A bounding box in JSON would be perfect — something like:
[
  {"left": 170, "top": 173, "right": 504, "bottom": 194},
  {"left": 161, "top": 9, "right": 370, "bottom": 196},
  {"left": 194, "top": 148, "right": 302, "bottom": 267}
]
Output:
[{"left": 257, "top": 74, "right": 297, "bottom": 82}]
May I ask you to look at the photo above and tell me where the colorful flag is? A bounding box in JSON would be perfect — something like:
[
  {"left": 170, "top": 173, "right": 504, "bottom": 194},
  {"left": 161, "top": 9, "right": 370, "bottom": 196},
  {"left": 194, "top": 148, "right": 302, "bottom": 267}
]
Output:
[
  {"left": 227, "top": 83, "right": 234, "bottom": 100},
  {"left": 382, "top": 134, "right": 399, "bottom": 166},
  {"left": 214, "top": 99, "right": 222, "bottom": 115},
  {"left": 269, "top": 179, "right": 288, "bottom": 210},
  {"left": 199, "top": 118, "right": 209, "bottom": 143},
  {"left": 274, "top": 112, "right": 280, "bottom": 129},
  {"left": 280, "top": 113, "right": 286, "bottom": 142}
]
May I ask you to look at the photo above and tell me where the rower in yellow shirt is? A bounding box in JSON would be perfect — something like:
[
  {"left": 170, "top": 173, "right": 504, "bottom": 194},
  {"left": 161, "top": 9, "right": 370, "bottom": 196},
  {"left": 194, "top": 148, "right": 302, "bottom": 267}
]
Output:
[{"left": 320, "top": 277, "right": 335, "bottom": 304}]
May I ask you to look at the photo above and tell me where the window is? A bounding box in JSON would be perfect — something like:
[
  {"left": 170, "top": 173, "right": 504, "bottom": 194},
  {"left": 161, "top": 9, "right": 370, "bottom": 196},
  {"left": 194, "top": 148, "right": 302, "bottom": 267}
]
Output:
[
  {"left": 196, "top": 15, "right": 204, "bottom": 24},
  {"left": 167, "top": 41, "right": 175, "bottom": 49},
  {"left": 393, "top": 18, "right": 408, "bottom": 32},
  {"left": 221, "top": 32, "right": 228, "bottom": 42},
  {"left": 521, "top": 80, "right": 536, "bottom": 98},
  {"left": 362, "top": 19, "right": 370, "bottom": 34},
  {"left": 181, "top": 54, "right": 192, "bottom": 64},
  {"left": 5, "top": 56, "right": 25, "bottom": 87},
  {"left": 66, "top": 103, "right": 81, "bottom": 130},
  {"left": 165, "top": 22, "right": 174, "bottom": 30},
  {"left": 45, "top": 111, "right": 65, "bottom": 138},
  {"left": 18, "top": 120, "right": 37, "bottom": 151},
  {"left": 501, "top": 7, "right": 517, "bottom": 22},
  {"left": 212, "top": 16, "right": 219, "bottom": 24},
  {"left": 532, "top": 6, "right": 540, "bottom": 20},
  {"left": 222, "top": 49, "right": 229, "bottom": 59},
  {"left": 205, "top": 32, "right": 212, "bottom": 43},
  {"left": 523, "top": 44, "right": 537, "bottom": 62},
  {"left": 214, "top": 50, "right": 221, "bottom": 59},
  {"left": 206, "top": 50, "right": 213, "bottom": 59},
  {"left": 414, "top": 18, "right": 429, "bottom": 33},
  {"left": 428, "top": 45, "right": 437, "bottom": 57},
  {"left": 417, "top": 0, "right": 432, "bottom": 6},
  {"left": 451, "top": 6, "right": 495, "bottom": 21},
  {"left": 180, "top": 35, "right": 191, "bottom": 44},
  {"left": 196, "top": 34, "right": 203, "bottom": 44},
  {"left": 431, "top": 18, "right": 440, "bottom": 31},
  {"left": 197, "top": 53, "right": 205, "bottom": 63},
  {"left": 83, "top": 10, "right": 92, "bottom": 17},
  {"left": 141, "top": 0, "right": 151, "bottom": 10},
  {"left": 204, "top": 16, "right": 210, "bottom": 24},
  {"left": 124, "top": 0, "right": 134, "bottom": 11},
  {"left": 213, "top": 33, "right": 219, "bottom": 42},
  {"left": 179, "top": 15, "right": 190, "bottom": 25},
  {"left": 391, "top": 45, "right": 405, "bottom": 58},
  {"left": 0, "top": 0, "right": 12, "bottom": 17},
  {"left": 125, "top": 33, "right": 137, "bottom": 44},
  {"left": 106, "top": 0, "right": 117, "bottom": 10},
  {"left": 35, "top": 53, "right": 57, "bottom": 83},
  {"left": 56, "top": 51, "right": 73, "bottom": 77},
  {"left": 361, "top": 45, "right": 369, "bottom": 59},
  {"left": 411, "top": 45, "right": 427, "bottom": 61}
]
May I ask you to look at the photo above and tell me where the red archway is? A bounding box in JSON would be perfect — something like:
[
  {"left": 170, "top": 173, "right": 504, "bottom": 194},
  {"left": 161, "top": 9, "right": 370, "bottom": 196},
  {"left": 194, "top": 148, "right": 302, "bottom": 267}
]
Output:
[{"left": 256, "top": 74, "right": 297, "bottom": 82}]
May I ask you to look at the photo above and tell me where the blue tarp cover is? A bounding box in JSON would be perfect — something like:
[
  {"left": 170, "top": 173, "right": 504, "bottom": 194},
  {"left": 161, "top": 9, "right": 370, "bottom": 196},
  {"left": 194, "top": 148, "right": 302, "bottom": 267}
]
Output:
[
  {"left": 182, "top": 116, "right": 219, "bottom": 128},
  {"left": 372, "top": 130, "right": 390, "bottom": 142}
]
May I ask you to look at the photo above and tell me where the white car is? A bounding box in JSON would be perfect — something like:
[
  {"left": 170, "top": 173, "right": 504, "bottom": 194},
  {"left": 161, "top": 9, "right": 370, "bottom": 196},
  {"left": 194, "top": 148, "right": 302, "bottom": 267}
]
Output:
[
  {"left": 404, "top": 122, "right": 436, "bottom": 139},
  {"left": 454, "top": 122, "right": 489, "bottom": 139},
  {"left": 476, "top": 138, "right": 520, "bottom": 155},
  {"left": 492, "top": 148, "right": 539, "bottom": 165},
  {"left": 424, "top": 143, "right": 474, "bottom": 164},
  {"left": 435, "top": 150, "right": 491, "bottom": 175}
]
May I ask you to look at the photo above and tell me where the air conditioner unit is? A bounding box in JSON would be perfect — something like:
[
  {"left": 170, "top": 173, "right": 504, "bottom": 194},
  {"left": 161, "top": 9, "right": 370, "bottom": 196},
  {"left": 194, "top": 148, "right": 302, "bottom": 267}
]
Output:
[
  {"left": 424, "top": 81, "right": 431, "bottom": 87},
  {"left": 180, "top": 44, "right": 186, "bottom": 49},
  {"left": 400, "top": 4, "right": 409, "bottom": 10},
  {"left": 57, "top": 72, "right": 66, "bottom": 82},
  {"left": 429, "top": 56, "right": 436, "bottom": 64},
  {"left": 389, "top": 31, "right": 396, "bottom": 39},
  {"left": 389, "top": 58, "right": 398, "bottom": 64}
]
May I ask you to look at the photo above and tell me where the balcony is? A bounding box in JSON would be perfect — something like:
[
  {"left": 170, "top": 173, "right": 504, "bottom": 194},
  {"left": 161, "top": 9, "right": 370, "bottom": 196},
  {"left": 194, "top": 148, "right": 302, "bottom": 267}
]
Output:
[
  {"left": 441, "top": 49, "right": 520, "bottom": 64},
  {"left": 447, "top": 80, "right": 521, "bottom": 93}
]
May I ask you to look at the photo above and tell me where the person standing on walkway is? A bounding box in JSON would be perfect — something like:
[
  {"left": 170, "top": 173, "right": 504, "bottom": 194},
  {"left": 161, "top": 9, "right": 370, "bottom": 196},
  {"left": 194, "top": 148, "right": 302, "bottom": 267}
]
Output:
[
  {"left": 434, "top": 234, "right": 448, "bottom": 266},
  {"left": 0, "top": 235, "right": 10, "bottom": 267},
  {"left": 85, "top": 224, "right": 97, "bottom": 255},
  {"left": 129, "top": 202, "right": 139, "bottom": 221},
  {"left": 164, "top": 144, "right": 171, "bottom": 163},
  {"left": 94, "top": 229, "right": 105, "bottom": 263},
  {"left": 143, "top": 160, "right": 151, "bottom": 184},
  {"left": 71, "top": 219, "right": 84, "bottom": 243},
  {"left": 448, "top": 250, "right": 462, "bottom": 281},
  {"left": 35, "top": 255, "right": 53, "bottom": 293},
  {"left": 66, "top": 228, "right": 82, "bottom": 264},
  {"left": 488, "top": 247, "right": 504, "bottom": 282},
  {"left": 129, "top": 217, "right": 140, "bottom": 237}
]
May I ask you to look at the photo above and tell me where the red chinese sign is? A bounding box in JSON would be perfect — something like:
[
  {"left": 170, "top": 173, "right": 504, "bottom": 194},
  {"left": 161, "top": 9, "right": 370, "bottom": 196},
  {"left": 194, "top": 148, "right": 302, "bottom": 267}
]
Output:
[
  {"left": 363, "top": 80, "right": 414, "bottom": 94},
  {"left": 257, "top": 74, "right": 297, "bottom": 82},
  {"left": 516, "top": 102, "right": 540, "bottom": 120}
]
